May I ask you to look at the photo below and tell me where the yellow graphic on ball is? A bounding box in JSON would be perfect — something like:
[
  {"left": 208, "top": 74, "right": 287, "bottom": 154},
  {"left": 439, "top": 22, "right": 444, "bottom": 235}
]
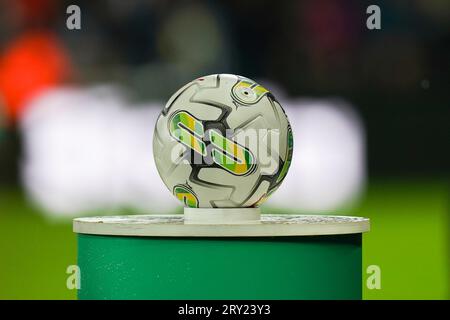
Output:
[
  {"left": 209, "top": 130, "right": 255, "bottom": 176},
  {"left": 174, "top": 185, "right": 198, "bottom": 208},
  {"left": 169, "top": 111, "right": 255, "bottom": 176},
  {"left": 169, "top": 111, "right": 206, "bottom": 156},
  {"left": 231, "top": 79, "right": 269, "bottom": 105}
]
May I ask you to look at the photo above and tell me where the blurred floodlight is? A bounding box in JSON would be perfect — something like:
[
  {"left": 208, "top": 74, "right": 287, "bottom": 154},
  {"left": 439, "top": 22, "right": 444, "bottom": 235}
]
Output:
[
  {"left": 21, "top": 86, "right": 178, "bottom": 217},
  {"left": 0, "top": 31, "right": 72, "bottom": 122},
  {"left": 268, "top": 99, "right": 366, "bottom": 213}
]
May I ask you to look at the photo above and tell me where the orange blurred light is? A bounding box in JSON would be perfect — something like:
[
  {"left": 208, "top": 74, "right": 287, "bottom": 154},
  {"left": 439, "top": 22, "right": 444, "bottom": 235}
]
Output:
[{"left": 0, "top": 31, "right": 72, "bottom": 122}]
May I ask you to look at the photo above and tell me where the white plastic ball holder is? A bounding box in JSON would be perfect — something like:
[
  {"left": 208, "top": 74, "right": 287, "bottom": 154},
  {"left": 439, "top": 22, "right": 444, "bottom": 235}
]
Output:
[{"left": 184, "top": 207, "right": 261, "bottom": 225}]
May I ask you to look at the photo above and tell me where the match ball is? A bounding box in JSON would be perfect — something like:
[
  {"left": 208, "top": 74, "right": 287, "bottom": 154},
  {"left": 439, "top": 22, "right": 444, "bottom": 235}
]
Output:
[{"left": 153, "top": 74, "right": 293, "bottom": 208}]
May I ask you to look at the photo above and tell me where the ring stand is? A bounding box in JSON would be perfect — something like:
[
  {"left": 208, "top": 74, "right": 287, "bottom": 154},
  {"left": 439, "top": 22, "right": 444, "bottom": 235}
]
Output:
[{"left": 184, "top": 207, "right": 261, "bottom": 225}]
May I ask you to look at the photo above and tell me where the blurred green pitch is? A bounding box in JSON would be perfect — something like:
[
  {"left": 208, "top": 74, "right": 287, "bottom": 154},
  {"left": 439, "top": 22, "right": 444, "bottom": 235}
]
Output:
[{"left": 0, "top": 178, "right": 448, "bottom": 300}]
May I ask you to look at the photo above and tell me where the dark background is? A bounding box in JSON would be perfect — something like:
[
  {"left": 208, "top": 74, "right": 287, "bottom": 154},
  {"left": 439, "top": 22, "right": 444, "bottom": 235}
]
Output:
[{"left": 0, "top": 0, "right": 449, "bottom": 182}]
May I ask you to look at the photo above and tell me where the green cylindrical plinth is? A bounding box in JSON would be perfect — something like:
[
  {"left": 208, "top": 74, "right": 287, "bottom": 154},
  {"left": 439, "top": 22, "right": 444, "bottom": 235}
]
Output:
[{"left": 74, "top": 215, "right": 369, "bottom": 300}]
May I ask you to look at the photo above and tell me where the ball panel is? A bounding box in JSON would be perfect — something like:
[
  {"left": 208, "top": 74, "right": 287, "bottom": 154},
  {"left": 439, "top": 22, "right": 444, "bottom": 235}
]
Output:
[
  {"left": 188, "top": 178, "right": 235, "bottom": 208},
  {"left": 240, "top": 180, "right": 270, "bottom": 207},
  {"left": 197, "top": 167, "right": 260, "bottom": 204}
]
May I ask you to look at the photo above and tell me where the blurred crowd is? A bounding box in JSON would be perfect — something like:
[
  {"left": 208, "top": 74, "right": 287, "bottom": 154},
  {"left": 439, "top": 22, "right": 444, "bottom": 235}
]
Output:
[{"left": 1, "top": 0, "right": 449, "bottom": 94}]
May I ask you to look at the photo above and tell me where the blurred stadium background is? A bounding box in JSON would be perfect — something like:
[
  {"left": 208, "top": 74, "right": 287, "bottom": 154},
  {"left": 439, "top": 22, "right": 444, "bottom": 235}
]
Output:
[{"left": 0, "top": 0, "right": 448, "bottom": 299}]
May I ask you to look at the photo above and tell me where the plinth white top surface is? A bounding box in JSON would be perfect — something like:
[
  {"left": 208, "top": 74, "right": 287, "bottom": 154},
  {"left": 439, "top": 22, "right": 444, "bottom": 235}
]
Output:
[{"left": 73, "top": 214, "right": 370, "bottom": 237}]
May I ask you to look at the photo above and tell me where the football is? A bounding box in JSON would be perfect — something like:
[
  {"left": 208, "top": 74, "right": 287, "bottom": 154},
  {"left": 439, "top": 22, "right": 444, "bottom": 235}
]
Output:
[{"left": 153, "top": 74, "right": 293, "bottom": 208}]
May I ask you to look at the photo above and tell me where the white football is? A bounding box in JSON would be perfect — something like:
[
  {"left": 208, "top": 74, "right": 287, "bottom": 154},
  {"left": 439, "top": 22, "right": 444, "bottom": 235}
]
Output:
[{"left": 153, "top": 74, "right": 293, "bottom": 208}]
